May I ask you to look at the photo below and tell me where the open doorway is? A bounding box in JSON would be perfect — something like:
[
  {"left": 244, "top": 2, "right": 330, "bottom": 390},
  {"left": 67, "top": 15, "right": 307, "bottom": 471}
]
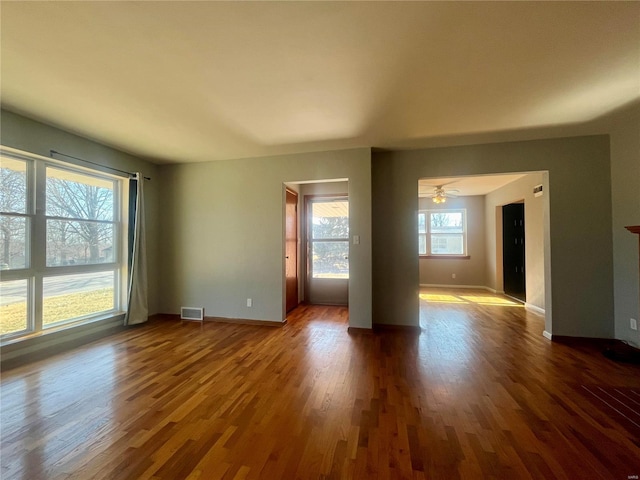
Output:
[
  {"left": 306, "top": 195, "right": 349, "bottom": 305},
  {"left": 283, "top": 180, "right": 349, "bottom": 315},
  {"left": 418, "top": 172, "right": 548, "bottom": 324}
]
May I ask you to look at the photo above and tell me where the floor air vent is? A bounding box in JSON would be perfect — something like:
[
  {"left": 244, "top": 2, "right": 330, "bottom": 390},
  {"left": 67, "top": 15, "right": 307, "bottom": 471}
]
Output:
[{"left": 181, "top": 307, "right": 204, "bottom": 321}]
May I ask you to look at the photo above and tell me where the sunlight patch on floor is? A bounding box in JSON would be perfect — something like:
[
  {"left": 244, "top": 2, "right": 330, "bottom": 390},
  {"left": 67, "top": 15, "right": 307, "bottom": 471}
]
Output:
[
  {"left": 419, "top": 292, "right": 523, "bottom": 307},
  {"left": 419, "top": 294, "right": 466, "bottom": 303},
  {"left": 459, "top": 295, "right": 522, "bottom": 306}
]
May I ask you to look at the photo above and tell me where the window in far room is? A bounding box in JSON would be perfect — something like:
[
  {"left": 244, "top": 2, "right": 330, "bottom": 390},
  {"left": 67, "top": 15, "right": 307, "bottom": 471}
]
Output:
[{"left": 418, "top": 209, "right": 466, "bottom": 256}]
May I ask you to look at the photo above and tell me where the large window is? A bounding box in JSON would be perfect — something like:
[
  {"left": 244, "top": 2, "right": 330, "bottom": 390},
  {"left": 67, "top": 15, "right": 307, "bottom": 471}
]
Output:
[
  {"left": 0, "top": 149, "right": 127, "bottom": 340},
  {"left": 309, "top": 198, "right": 349, "bottom": 279},
  {"left": 419, "top": 209, "right": 467, "bottom": 256}
]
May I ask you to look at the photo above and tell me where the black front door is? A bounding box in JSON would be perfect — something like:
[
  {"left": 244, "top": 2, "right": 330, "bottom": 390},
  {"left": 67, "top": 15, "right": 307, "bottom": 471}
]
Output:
[{"left": 503, "top": 203, "right": 526, "bottom": 301}]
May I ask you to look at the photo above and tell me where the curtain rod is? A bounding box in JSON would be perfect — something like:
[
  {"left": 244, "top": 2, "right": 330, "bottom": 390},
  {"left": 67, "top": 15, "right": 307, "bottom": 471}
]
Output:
[{"left": 49, "top": 150, "right": 151, "bottom": 180}]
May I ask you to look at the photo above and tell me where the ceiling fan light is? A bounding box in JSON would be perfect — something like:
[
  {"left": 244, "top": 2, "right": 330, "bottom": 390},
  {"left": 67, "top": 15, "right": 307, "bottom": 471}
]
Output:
[{"left": 432, "top": 192, "right": 447, "bottom": 203}]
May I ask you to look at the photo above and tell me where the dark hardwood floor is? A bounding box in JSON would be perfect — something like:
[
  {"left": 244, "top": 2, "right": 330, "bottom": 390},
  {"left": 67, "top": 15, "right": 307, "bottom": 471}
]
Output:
[{"left": 1, "top": 289, "right": 639, "bottom": 479}]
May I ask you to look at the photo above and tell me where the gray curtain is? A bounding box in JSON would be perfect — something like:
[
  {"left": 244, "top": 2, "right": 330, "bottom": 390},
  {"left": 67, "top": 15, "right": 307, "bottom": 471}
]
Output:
[{"left": 124, "top": 173, "right": 148, "bottom": 325}]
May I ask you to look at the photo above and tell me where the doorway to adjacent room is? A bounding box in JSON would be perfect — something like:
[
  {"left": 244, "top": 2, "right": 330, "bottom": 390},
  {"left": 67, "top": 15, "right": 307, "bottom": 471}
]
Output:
[{"left": 305, "top": 195, "right": 349, "bottom": 305}]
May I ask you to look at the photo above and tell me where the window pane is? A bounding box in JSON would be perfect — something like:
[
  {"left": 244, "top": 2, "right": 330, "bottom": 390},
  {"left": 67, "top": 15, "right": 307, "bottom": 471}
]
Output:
[
  {"left": 0, "top": 215, "right": 27, "bottom": 269},
  {"left": 0, "top": 157, "right": 27, "bottom": 214},
  {"left": 430, "top": 212, "right": 463, "bottom": 233},
  {"left": 419, "top": 234, "right": 426, "bottom": 255},
  {"left": 46, "top": 220, "right": 114, "bottom": 266},
  {"left": 43, "top": 271, "right": 115, "bottom": 326},
  {"left": 0, "top": 279, "right": 29, "bottom": 335},
  {"left": 311, "top": 201, "right": 349, "bottom": 239},
  {"left": 46, "top": 167, "right": 114, "bottom": 221},
  {"left": 418, "top": 213, "right": 426, "bottom": 234},
  {"left": 431, "top": 234, "right": 464, "bottom": 255},
  {"left": 312, "top": 241, "right": 349, "bottom": 278}
]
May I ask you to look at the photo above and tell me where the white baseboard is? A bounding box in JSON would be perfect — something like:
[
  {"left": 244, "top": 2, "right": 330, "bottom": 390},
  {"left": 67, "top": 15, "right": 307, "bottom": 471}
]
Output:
[
  {"left": 525, "top": 303, "right": 545, "bottom": 316},
  {"left": 542, "top": 330, "right": 552, "bottom": 340}
]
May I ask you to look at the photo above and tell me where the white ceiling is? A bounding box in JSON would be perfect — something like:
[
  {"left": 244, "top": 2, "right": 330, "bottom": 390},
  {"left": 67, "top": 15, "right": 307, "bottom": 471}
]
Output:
[
  {"left": 1, "top": 2, "right": 639, "bottom": 165},
  {"left": 418, "top": 174, "right": 527, "bottom": 197}
]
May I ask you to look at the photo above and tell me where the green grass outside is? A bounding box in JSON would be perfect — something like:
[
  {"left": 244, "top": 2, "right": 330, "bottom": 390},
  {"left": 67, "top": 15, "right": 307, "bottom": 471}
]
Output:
[{"left": 1, "top": 288, "right": 114, "bottom": 335}]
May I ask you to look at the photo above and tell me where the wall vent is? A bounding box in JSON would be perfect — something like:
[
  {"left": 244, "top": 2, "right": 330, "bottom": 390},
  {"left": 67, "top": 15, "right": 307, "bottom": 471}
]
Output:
[
  {"left": 533, "top": 184, "right": 543, "bottom": 197},
  {"left": 181, "top": 307, "right": 204, "bottom": 321}
]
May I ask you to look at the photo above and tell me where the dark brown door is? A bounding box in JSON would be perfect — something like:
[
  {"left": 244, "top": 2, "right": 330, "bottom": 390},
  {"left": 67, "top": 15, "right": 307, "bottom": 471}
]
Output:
[{"left": 285, "top": 189, "right": 299, "bottom": 313}]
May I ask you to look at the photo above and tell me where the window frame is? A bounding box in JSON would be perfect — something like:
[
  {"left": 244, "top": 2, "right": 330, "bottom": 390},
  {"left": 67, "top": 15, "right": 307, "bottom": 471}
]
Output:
[
  {"left": 1, "top": 147, "right": 129, "bottom": 342},
  {"left": 307, "top": 196, "right": 350, "bottom": 280},
  {"left": 418, "top": 208, "right": 469, "bottom": 258}
]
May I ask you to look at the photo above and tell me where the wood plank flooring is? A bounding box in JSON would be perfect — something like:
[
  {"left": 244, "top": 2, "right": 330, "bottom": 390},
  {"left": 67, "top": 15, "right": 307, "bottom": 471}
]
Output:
[{"left": 1, "top": 289, "right": 639, "bottom": 479}]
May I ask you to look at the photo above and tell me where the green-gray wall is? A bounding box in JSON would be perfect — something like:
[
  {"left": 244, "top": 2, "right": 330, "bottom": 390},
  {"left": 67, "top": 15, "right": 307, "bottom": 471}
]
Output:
[
  {"left": 3, "top": 104, "right": 638, "bottom": 351},
  {"left": 372, "top": 136, "right": 614, "bottom": 337},
  {"left": 1, "top": 110, "right": 161, "bottom": 313},
  {"left": 0, "top": 110, "right": 161, "bottom": 364},
  {"left": 157, "top": 149, "right": 372, "bottom": 328},
  {"left": 609, "top": 105, "right": 640, "bottom": 346}
]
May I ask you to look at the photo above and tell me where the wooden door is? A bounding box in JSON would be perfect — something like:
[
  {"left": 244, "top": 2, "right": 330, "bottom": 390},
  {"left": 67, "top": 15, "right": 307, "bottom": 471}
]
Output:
[
  {"left": 285, "top": 189, "right": 299, "bottom": 313},
  {"left": 503, "top": 203, "right": 526, "bottom": 301}
]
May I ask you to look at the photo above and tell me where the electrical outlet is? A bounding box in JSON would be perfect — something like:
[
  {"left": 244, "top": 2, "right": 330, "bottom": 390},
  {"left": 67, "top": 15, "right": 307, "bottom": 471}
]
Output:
[
  {"left": 452, "top": 273, "right": 456, "bottom": 279},
  {"left": 247, "top": 298, "right": 252, "bottom": 307},
  {"left": 631, "top": 318, "right": 638, "bottom": 331}
]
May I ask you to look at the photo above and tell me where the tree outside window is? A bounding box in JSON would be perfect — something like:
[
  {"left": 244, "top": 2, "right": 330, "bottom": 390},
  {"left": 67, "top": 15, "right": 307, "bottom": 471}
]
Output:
[
  {"left": 310, "top": 199, "right": 349, "bottom": 279},
  {"left": 1, "top": 151, "right": 125, "bottom": 339},
  {"left": 418, "top": 209, "right": 466, "bottom": 256}
]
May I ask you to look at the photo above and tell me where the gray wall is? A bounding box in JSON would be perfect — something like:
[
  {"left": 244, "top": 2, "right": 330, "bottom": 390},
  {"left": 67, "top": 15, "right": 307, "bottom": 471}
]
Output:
[
  {"left": 0, "top": 110, "right": 161, "bottom": 313},
  {"left": 418, "top": 195, "right": 486, "bottom": 287},
  {"left": 0, "top": 110, "right": 161, "bottom": 363},
  {"left": 372, "top": 136, "right": 613, "bottom": 338},
  {"left": 609, "top": 105, "right": 640, "bottom": 346},
  {"left": 157, "top": 149, "right": 372, "bottom": 328},
  {"left": 4, "top": 103, "right": 636, "bottom": 350}
]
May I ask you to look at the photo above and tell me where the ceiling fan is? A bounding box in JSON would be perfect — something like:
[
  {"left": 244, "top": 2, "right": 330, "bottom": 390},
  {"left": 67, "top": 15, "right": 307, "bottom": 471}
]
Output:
[{"left": 425, "top": 185, "right": 459, "bottom": 204}]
